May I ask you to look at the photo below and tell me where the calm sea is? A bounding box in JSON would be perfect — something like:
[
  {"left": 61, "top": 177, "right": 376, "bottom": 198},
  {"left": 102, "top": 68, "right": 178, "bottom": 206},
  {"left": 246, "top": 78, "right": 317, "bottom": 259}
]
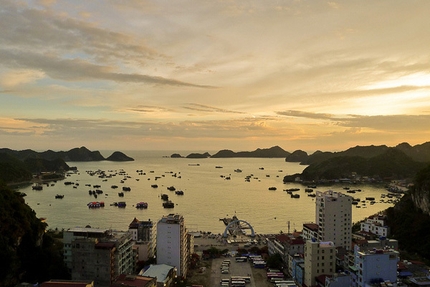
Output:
[{"left": 18, "top": 150, "right": 394, "bottom": 235}]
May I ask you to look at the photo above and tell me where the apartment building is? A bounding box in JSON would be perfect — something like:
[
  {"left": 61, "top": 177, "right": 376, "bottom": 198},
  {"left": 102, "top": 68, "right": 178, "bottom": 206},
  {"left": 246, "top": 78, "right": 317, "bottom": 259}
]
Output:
[{"left": 156, "top": 214, "right": 189, "bottom": 277}]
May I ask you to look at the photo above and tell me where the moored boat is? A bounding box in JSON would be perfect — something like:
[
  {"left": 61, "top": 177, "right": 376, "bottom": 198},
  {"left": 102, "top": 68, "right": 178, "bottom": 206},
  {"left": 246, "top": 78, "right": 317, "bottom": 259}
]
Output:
[
  {"left": 136, "top": 202, "right": 148, "bottom": 209},
  {"left": 163, "top": 200, "right": 175, "bottom": 208},
  {"left": 88, "top": 201, "right": 105, "bottom": 208}
]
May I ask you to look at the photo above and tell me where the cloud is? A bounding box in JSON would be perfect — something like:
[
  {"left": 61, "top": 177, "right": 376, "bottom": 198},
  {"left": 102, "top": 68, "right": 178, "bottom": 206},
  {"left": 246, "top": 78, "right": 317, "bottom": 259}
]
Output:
[
  {"left": 0, "top": 69, "right": 45, "bottom": 88},
  {"left": 277, "top": 110, "right": 430, "bottom": 133},
  {"left": 127, "top": 105, "right": 172, "bottom": 113},
  {"left": 277, "top": 110, "right": 335, "bottom": 120},
  {"left": 0, "top": 1, "right": 213, "bottom": 88},
  {"left": 183, "top": 103, "right": 245, "bottom": 114},
  {"left": 0, "top": 49, "right": 213, "bottom": 88}
]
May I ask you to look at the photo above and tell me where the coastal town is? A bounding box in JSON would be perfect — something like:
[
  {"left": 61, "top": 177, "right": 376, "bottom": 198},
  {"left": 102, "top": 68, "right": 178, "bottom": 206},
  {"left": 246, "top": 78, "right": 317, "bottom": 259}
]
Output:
[{"left": 27, "top": 189, "right": 430, "bottom": 287}]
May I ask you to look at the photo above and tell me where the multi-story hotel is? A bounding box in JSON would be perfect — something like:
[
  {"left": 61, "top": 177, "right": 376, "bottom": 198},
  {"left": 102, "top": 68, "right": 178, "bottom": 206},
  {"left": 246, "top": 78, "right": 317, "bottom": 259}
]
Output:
[
  {"left": 156, "top": 214, "right": 189, "bottom": 278},
  {"left": 316, "top": 190, "right": 353, "bottom": 250}
]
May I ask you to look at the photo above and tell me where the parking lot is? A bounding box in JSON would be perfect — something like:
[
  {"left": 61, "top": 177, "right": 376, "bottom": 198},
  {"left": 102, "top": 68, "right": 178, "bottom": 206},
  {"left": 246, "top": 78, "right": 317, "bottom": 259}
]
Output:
[{"left": 208, "top": 257, "right": 273, "bottom": 287}]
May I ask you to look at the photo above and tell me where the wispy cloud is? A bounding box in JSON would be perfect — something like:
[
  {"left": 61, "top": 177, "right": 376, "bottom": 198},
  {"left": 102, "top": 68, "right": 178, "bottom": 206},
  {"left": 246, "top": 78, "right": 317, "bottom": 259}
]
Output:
[{"left": 183, "top": 104, "right": 245, "bottom": 114}]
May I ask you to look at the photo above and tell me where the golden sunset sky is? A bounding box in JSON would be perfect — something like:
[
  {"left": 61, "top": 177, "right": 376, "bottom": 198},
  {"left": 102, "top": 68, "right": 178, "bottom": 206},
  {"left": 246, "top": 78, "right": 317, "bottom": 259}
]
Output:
[{"left": 1, "top": 0, "right": 430, "bottom": 152}]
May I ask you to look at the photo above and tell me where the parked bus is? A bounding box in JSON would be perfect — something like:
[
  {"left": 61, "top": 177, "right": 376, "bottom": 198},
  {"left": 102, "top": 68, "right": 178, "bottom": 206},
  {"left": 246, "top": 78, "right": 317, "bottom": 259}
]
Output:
[
  {"left": 267, "top": 272, "right": 285, "bottom": 280},
  {"left": 230, "top": 276, "right": 250, "bottom": 283},
  {"left": 235, "top": 256, "right": 247, "bottom": 262},
  {"left": 230, "top": 280, "right": 246, "bottom": 287}
]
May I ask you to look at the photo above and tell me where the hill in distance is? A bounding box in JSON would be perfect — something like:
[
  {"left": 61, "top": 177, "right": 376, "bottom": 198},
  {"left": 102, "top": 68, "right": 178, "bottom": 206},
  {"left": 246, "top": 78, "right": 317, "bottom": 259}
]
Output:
[{"left": 0, "top": 147, "right": 134, "bottom": 184}]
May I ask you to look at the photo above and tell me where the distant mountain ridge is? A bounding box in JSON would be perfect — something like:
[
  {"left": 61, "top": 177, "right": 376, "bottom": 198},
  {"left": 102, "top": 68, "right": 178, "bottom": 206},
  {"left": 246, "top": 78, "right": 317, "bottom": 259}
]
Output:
[
  {"left": 0, "top": 147, "right": 134, "bottom": 184},
  {"left": 286, "top": 142, "right": 430, "bottom": 165},
  {"left": 0, "top": 146, "right": 134, "bottom": 162}
]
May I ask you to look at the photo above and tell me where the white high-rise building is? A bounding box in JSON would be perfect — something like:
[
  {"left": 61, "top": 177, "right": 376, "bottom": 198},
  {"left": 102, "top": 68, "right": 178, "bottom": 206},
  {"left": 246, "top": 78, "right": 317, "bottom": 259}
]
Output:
[
  {"left": 316, "top": 190, "right": 352, "bottom": 249},
  {"left": 156, "top": 214, "right": 189, "bottom": 277}
]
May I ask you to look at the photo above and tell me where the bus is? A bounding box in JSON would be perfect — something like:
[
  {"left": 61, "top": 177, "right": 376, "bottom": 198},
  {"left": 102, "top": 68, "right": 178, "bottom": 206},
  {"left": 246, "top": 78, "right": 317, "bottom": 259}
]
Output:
[
  {"left": 230, "top": 280, "right": 246, "bottom": 287},
  {"left": 267, "top": 272, "right": 285, "bottom": 280},
  {"left": 230, "top": 276, "right": 251, "bottom": 283},
  {"left": 235, "top": 256, "right": 247, "bottom": 262},
  {"left": 274, "top": 280, "right": 296, "bottom": 286}
]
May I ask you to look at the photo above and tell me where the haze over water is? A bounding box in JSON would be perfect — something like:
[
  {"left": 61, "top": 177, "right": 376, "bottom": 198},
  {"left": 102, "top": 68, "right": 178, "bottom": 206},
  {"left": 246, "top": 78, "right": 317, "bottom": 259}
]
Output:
[{"left": 20, "top": 151, "right": 394, "bottom": 235}]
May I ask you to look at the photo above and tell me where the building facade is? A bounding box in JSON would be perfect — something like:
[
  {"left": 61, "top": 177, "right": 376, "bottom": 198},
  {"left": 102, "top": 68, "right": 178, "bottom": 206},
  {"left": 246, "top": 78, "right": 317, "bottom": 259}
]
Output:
[
  {"left": 64, "top": 228, "right": 134, "bottom": 287},
  {"left": 156, "top": 214, "right": 189, "bottom": 277},
  {"left": 129, "top": 218, "right": 156, "bottom": 261},
  {"left": 360, "top": 215, "right": 390, "bottom": 238},
  {"left": 354, "top": 245, "right": 399, "bottom": 287},
  {"left": 63, "top": 227, "right": 110, "bottom": 271},
  {"left": 304, "top": 240, "right": 336, "bottom": 287},
  {"left": 316, "top": 190, "right": 352, "bottom": 250}
]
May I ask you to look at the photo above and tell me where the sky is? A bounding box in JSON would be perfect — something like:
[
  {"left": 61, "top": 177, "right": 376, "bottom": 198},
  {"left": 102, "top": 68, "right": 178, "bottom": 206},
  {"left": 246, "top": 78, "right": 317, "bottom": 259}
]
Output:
[{"left": 1, "top": 0, "right": 430, "bottom": 153}]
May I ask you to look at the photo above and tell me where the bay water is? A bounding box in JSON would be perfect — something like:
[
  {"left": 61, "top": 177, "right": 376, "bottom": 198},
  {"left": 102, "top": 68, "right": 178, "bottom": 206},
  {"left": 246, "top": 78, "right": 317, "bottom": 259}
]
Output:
[{"left": 19, "top": 151, "right": 394, "bottom": 235}]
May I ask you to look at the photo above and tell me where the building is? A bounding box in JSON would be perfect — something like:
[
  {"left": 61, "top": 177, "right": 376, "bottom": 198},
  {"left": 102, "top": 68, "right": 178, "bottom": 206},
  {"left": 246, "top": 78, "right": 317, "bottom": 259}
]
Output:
[
  {"left": 360, "top": 215, "right": 390, "bottom": 238},
  {"left": 353, "top": 245, "right": 399, "bottom": 287},
  {"left": 324, "top": 272, "right": 351, "bottom": 287},
  {"left": 302, "top": 223, "right": 319, "bottom": 242},
  {"left": 156, "top": 214, "right": 189, "bottom": 277},
  {"left": 316, "top": 190, "right": 352, "bottom": 250},
  {"left": 63, "top": 227, "right": 110, "bottom": 271},
  {"left": 129, "top": 218, "right": 156, "bottom": 261},
  {"left": 140, "top": 264, "right": 176, "bottom": 287},
  {"left": 304, "top": 240, "right": 337, "bottom": 287},
  {"left": 111, "top": 274, "right": 157, "bottom": 287},
  {"left": 64, "top": 228, "right": 134, "bottom": 287},
  {"left": 268, "top": 233, "right": 305, "bottom": 274},
  {"left": 40, "top": 280, "right": 94, "bottom": 287}
]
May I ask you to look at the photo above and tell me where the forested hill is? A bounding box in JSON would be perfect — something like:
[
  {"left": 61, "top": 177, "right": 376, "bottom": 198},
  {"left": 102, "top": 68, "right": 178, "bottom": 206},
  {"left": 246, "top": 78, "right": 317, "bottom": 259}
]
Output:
[
  {"left": 0, "top": 183, "right": 69, "bottom": 285},
  {"left": 211, "top": 146, "right": 290, "bottom": 158},
  {"left": 0, "top": 146, "right": 134, "bottom": 162},
  {"left": 299, "top": 148, "right": 428, "bottom": 181},
  {"left": 286, "top": 142, "right": 430, "bottom": 165},
  {"left": 0, "top": 147, "right": 134, "bottom": 184},
  {"left": 386, "top": 164, "right": 430, "bottom": 261}
]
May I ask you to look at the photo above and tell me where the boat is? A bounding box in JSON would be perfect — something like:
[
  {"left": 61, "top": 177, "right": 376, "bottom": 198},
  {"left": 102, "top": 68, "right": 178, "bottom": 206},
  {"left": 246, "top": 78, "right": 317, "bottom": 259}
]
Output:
[
  {"left": 87, "top": 201, "right": 105, "bottom": 208},
  {"left": 55, "top": 194, "right": 64, "bottom": 199},
  {"left": 151, "top": 184, "right": 158, "bottom": 188},
  {"left": 111, "top": 185, "right": 118, "bottom": 189},
  {"left": 161, "top": 194, "right": 169, "bottom": 201},
  {"left": 290, "top": 194, "right": 300, "bottom": 198},
  {"left": 32, "top": 184, "right": 43, "bottom": 190},
  {"left": 175, "top": 190, "right": 184, "bottom": 195},
  {"left": 167, "top": 186, "right": 176, "bottom": 191},
  {"left": 215, "top": 166, "right": 223, "bottom": 168},
  {"left": 268, "top": 187, "right": 277, "bottom": 191},
  {"left": 305, "top": 188, "right": 313, "bottom": 192},
  {"left": 136, "top": 202, "right": 148, "bottom": 209},
  {"left": 122, "top": 186, "right": 131, "bottom": 191},
  {"left": 118, "top": 192, "right": 124, "bottom": 197},
  {"left": 117, "top": 201, "right": 126, "bottom": 208},
  {"left": 163, "top": 200, "right": 175, "bottom": 208}
]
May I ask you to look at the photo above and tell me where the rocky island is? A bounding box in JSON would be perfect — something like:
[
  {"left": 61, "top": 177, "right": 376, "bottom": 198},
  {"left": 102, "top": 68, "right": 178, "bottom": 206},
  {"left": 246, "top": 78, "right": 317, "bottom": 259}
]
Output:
[{"left": 0, "top": 146, "right": 134, "bottom": 184}]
